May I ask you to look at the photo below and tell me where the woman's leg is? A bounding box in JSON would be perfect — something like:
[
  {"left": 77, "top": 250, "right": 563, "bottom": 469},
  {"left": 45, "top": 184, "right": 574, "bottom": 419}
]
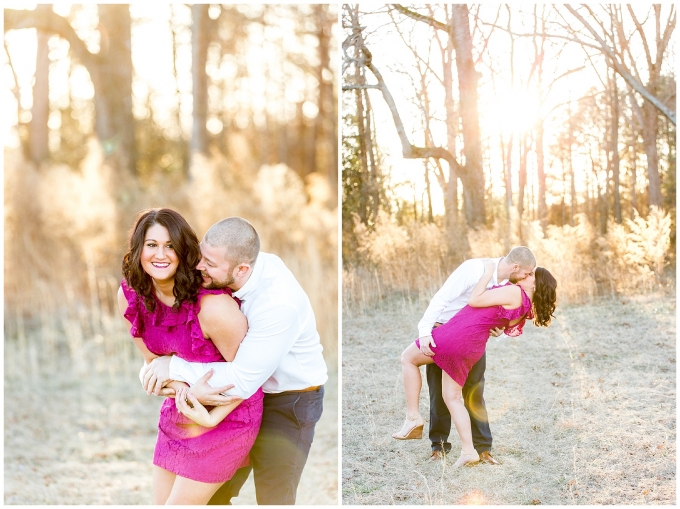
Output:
[
  {"left": 164, "top": 475, "right": 223, "bottom": 505},
  {"left": 153, "top": 466, "right": 176, "bottom": 505},
  {"left": 393, "top": 343, "right": 433, "bottom": 438},
  {"left": 441, "top": 372, "right": 479, "bottom": 466}
]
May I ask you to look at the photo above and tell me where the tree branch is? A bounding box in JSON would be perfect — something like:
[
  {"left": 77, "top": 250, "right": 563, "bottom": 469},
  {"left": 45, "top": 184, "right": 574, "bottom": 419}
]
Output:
[
  {"left": 390, "top": 5, "right": 449, "bottom": 33},
  {"left": 626, "top": 5, "right": 654, "bottom": 73},
  {"left": 564, "top": 5, "right": 676, "bottom": 125},
  {"left": 5, "top": 8, "right": 98, "bottom": 74},
  {"left": 362, "top": 53, "right": 462, "bottom": 174},
  {"left": 342, "top": 84, "right": 380, "bottom": 90}
]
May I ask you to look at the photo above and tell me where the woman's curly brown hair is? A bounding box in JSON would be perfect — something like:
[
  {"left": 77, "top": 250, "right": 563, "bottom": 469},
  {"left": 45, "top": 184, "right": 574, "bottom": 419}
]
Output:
[
  {"left": 122, "top": 208, "right": 203, "bottom": 312},
  {"left": 532, "top": 267, "right": 557, "bottom": 327}
]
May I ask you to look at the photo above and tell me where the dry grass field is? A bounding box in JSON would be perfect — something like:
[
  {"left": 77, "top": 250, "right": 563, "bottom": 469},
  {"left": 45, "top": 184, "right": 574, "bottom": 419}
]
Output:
[
  {"left": 342, "top": 293, "right": 675, "bottom": 505},
  {"left": 4, "top": 344, "right": 338, "bottom": 505}
]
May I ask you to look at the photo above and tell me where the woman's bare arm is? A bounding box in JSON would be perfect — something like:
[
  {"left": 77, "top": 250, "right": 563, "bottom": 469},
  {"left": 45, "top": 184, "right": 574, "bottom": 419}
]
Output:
[
  {"left": 468, "top": 261, "right": 522, "bottom": 309},
  {"left": 175, "top": 386, "right": 242, "bottom": 428},
  {"left": 197, "top": 293, "right": 248, "bottom": 362},
  {"left": 178, "top": 293, "right": 248, "bottom": 426}
]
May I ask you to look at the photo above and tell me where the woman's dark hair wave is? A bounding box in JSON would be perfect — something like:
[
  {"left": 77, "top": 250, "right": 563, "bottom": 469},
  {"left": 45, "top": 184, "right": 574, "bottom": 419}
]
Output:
[
  {"left": 122, "top": 208, "right": 203, "bottom": 312},
  {"left": 532, "top": 267, "right": 557, "bottom": 327}
]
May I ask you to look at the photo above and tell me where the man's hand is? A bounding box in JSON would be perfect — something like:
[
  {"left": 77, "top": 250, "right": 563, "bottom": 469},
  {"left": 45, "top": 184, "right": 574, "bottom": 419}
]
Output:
[
  {"left": 189, "top": 369, "right": 241, "bottom": 407},
  {"left": 141, "top": 356, "right": 172, "bottom": 395},
  {"left": 489, "top": 327, "right": 504, "bottom": 337},
  {"left": 418, "top": 334, "right": 436, "bottom": 357}
]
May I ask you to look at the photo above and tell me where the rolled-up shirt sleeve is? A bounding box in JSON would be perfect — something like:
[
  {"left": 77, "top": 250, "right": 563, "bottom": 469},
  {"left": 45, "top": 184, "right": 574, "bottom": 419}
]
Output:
[{"left": 169, "top": 303, "right": 299, "bottom": 399}]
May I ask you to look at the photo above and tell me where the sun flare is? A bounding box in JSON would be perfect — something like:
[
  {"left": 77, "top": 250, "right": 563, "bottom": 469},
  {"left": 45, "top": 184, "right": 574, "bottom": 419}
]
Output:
[{"left": 485, "top": 87, "right": 541, "bottom": 137}]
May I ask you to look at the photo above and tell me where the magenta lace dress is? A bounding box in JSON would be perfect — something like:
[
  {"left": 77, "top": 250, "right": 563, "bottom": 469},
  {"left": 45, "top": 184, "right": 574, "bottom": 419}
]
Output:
[
  {"left": 416, "top": 283, "right": 534, "bottom": 386},
  {"left": 121, "top": 279, "right": 264, "bottom": 483}
]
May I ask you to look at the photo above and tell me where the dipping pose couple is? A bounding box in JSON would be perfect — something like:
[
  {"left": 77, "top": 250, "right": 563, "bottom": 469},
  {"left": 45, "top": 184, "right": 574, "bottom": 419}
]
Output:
[{"left": 393, "top": 247, "right": 557, "bottom": 468}]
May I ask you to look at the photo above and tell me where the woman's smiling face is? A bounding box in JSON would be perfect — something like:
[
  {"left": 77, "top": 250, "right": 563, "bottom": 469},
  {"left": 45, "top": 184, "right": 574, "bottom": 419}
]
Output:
[{"left": 140, "top": 223, "right": 179, "bottom": 282}]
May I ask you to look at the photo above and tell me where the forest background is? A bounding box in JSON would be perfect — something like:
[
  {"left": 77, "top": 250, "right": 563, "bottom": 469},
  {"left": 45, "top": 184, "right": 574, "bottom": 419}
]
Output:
[
  {"left": 4, "top": 4, "right": 338, "bottom": 504},
  {"left": 342, "top": 4, "right": 675, "bottom": 505}
]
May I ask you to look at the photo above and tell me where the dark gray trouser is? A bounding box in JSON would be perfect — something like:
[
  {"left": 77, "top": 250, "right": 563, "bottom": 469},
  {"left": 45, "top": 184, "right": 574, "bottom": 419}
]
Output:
[
  {"left": 426, "top": 352, "right": 492, "bottom": 453},
  {"left": 208, "top": 387, "right": 325, "bottom": 505}
]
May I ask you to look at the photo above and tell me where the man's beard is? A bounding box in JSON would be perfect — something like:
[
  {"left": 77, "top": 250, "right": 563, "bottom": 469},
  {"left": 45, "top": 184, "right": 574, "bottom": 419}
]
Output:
[
  {"left": 201, "top": 272, "right": 234, "bottom": 289},
  {"left": 508, "top": 273, "right": 521, "bottom": 284}
]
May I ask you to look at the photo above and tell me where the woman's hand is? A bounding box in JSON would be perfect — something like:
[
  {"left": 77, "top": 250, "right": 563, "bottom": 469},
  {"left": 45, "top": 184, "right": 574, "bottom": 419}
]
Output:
[
  {"left": 175, "top": 387, "right": 217, "bottom": 427},
  {"left": 483, "top": 259, "right": 496, "bottom": 273}
]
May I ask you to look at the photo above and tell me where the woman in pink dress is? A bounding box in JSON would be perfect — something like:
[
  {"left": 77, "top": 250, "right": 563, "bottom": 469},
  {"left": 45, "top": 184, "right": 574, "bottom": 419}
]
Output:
[
  {"left": 116, "top": 208, "right": 263, "bottom": 504},
  {"left": 392, "top": 260, "right": 557, "bottom": 468}
]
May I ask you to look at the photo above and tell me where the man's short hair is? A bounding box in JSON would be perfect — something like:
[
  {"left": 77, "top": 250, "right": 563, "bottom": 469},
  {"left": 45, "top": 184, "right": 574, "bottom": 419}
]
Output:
[
  {"left": 204, "top": 217, "right": 260, "bottom": 266},
  {"left": 505, "top": 246, "right": 536, "bottom": 269}
]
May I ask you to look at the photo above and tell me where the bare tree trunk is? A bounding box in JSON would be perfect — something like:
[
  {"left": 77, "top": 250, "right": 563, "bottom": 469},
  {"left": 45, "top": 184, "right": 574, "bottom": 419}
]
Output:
[
  {"left": 92, "top": 5, "right": 135, "bottom": 172},
  {"left": 630, "top": 144, "right": 638, "bottom": 216},
  {"left": 610, "top": 69, "right": 622, "bottom": 223},
  {"left": 518, "top": 134, "right": 528, "bottom": 219},
  {"left": 642, "top": 100, "right": 663, "bottom": 208},
  {"left": 602, "top": 146, "right": 610, "bottom": 233},
  {"left": 534, "top": 9, "right": 548, "bottom": 229},
  {"left": 504, "top": 132, "right": 514, "bottom": 214},
  {"left": 354, "top": 103, "right": 369, "bottom": 222},
  {"left": 191, "top": 5, "right": 209, "bottom": 160},
  {"left": 584, "top": 161, "right": 592, "bottom": 221},
  {"left": 6, "top": 7, "right": 136, "bottom": 171},
  {"left": 29, "top": 7, "right": 51, "bottom": 165},
  {"left": 424, "top": 160, "right": 433, "bottom": 222},
  {"left": 566, "top": 103, "right": 575, "bottom": 226},
  {"left": 313, "top": 4, "right": 336, "bottom": 192},
  {"left": 560, "top": 158, "right": 567, "bottom": 226},
  {"left": 364, "top": 90, "right": 379, "bottom": 219},
  {"left": 170, "top": 6, "right": 184, "bottom": 138},
  {"left": 450, "top": 6, "right": 485, "bottom": 226},
  {"left": 440, "top": 14, "right": 464, "bottom": 256},
  {"left": 353, "top": 43, "right": 369, "bottom": 223}
]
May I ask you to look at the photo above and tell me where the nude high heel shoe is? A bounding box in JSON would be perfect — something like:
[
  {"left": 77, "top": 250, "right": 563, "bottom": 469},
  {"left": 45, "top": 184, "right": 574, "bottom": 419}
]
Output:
[
  {"left": 392, "top": 419, "right": 424, "bottom": 440},
  {"left": 452, "top": 450, "right": 480, "bottom": 468}
]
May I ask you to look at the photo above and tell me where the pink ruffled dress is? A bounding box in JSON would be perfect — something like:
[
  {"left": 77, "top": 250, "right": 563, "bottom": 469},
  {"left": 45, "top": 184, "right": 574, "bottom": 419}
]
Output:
[
  {"left": 121, "top": 279, "right": 264, "bottom": 483},
  {"left": 416, "top": 283, "right": 534, "bottom": 386}
]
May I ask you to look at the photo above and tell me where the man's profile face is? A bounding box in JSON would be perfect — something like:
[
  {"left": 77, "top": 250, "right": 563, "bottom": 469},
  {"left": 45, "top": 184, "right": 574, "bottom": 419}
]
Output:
[
  {"left": 508, "top": 265, "right": 535, "bottom": 284},
  {"left": 196, "top": 241, "right": 236, "bottom": 289}
]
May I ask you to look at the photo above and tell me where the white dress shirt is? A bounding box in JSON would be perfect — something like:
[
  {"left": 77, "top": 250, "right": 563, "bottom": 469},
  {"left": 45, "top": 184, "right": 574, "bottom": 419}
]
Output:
[
  {"left": 417, "top": 257, "right": 508, "bottom": 338},
  {"left": 168, "top": 252, "right": 328, "bottom": 399}
]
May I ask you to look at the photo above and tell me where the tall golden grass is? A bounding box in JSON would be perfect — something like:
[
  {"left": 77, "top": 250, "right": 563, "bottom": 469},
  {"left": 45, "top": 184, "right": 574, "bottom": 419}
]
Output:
[
  {"left": 4, "top": 141, "right": 338, "bottom": 380},
  {"left": 342, "top": 209, "right": 674, "bottom": 313}
]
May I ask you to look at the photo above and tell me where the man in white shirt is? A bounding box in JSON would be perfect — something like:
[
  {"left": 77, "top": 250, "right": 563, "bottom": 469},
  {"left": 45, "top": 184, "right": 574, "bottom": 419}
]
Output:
[
  {"left": 417, "top": 246, "right": 535, "bottom": 464},
  {"left": 140, "top": 217, "right": 328, "bottom": 505}
]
